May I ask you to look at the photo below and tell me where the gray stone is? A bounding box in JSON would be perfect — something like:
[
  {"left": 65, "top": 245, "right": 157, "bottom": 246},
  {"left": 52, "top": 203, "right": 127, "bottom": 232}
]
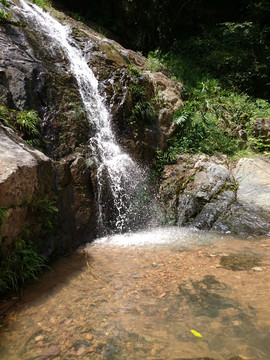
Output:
[
  {"left": 158, "top": 154, "right": 270, "bottom": 235},
  {"left": 0, "top": 25, "right": 47, "bottom": 110},
  {"left": 213, "top": 203, "right": 270, "bottom": 235},
  {"left": 233, "top": 157, "right": 270, "bottom": 212},
  {"left": 193, "top": 191, "right": 235, "bottom": 230},
  {"left": 0, "top": 125, "right": 53, "bottom": 245}
]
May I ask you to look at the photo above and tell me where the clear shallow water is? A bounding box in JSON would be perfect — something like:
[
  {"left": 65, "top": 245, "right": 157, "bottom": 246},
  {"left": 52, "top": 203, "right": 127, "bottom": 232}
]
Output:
[{"left": 1, "top": 227, "right": 270, "bottom": 360}]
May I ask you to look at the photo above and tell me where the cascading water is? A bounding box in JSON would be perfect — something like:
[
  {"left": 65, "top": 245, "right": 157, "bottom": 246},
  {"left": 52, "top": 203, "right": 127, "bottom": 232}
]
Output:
[{"left": 16, "top": 0, "right": 147, "bottom": 235}]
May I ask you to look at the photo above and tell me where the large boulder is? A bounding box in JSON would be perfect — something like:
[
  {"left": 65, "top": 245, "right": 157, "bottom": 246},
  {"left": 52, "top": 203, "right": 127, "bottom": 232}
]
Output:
[
  {"left": 0, "top": 124, "right": 53, "bottom": 246},
  {"left": 0, "top": 125, "right": 97, "bottom": 254},
  {"left": 158, "top": 154, "right": 270, "bottom": 236},
  {"left": 233, "top": 157, "right": 270, "bottom": 212}
]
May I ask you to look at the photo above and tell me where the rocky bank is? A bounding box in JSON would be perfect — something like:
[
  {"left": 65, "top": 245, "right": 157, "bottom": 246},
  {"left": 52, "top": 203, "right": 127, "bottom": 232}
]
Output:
[{"left": 158, "top": 154, "right": 270, "bottom": 236}]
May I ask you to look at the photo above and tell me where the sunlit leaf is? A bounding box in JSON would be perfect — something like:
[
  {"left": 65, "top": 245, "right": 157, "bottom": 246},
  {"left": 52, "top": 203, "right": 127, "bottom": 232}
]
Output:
[{"left": 190, "top": 329, "right": 203, "bottom": 338}]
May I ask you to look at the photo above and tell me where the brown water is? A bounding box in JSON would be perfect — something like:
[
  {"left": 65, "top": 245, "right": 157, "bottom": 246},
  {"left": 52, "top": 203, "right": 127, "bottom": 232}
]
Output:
[{"left": 0, "top": 227, "right": 270, "bottom": 360}]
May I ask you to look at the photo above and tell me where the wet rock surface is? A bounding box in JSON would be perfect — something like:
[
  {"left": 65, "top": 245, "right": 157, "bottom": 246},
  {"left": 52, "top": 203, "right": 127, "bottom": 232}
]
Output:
[
  {"left": 158, "top": 154, "right": 270, "bottom": 235},
  {"left": 68, "top": 19, "right": 183, "bottom": 163},
  {"left": 0, "top": 24, "right": 47, "bottom": 110}
]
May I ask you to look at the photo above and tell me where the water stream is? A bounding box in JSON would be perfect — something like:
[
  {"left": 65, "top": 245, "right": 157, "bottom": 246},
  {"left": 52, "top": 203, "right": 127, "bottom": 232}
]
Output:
[
  {"left": 17, "top": 0, "right": 146, "bottom": 234},
  {"left": 1, "top": 228, "right": 270, "bottom": 359}
]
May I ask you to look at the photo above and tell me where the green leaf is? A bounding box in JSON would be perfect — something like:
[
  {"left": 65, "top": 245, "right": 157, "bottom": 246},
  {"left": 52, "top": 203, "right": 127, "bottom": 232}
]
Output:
[
  {"left": 190, "top": 329, "right": 203, "bottom": 338},
  {"left": 49, "top": 205, "right": 59, "bottom": 213}
]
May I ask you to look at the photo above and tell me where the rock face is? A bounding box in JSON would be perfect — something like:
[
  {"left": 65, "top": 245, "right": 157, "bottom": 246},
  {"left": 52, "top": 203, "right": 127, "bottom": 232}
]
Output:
[
  {"left": 0, "top": 124, "right": 97, "bottom": 255},
  {"left": 0, "top": 124, "right": 53, "bottom": 246},
  {"left": 158, "top": 154, "right": 270, "bottom": 236},
  {"left": 0, "top": 0, "right": 186, "bottom": 260},
  {"left": 69, "top": 22, "right": 183, "bottom": 163},
  {"left": 0, "top": 2, "right": 183, "bottom": 255},
  {"left": 233, "top": 158, "right": 270, "bottom": 212}
]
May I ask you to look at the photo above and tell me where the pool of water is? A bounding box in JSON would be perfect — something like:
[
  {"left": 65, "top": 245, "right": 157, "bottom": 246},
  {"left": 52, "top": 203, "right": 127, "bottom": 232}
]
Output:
[{"left": 0, "top": 227, "right": 270, "bottom": 359}]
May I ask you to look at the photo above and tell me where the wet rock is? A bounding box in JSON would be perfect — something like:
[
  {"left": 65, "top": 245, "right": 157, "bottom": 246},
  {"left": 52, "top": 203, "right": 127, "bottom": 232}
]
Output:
[
  {"left": 193, "top": 191, "right": 235, "bottom": 230},
  {"left": 220, "top": 254, "right": 261, "bottom": 271},
  {"left": 69, "top": 22, "right": 183, "bottom": 163},
  {"left": 0, "top": 25, "right": 48, "bottom": 110},
  {"left": 159, "top": 154, "right": 234, "bottom": 227},
  {"left": 41, "top": 345, "right": 60, "bottom": 359},
  {"left": 213, "top": 202, "right": 270, "bottom": 235},
  {"left": 54, "top": 154, "right": 97, "bottom": 248}
]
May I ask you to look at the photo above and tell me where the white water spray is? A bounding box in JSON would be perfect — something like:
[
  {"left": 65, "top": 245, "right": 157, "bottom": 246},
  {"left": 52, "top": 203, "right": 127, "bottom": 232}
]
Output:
[{"left": 16, "top": 0, "right": 146, "bottom": 234}]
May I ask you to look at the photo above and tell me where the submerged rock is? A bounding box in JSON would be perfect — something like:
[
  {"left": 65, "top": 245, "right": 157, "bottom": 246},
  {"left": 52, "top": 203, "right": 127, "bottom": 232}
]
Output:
[{"left": 220, "top": 254, "right": 261, "bottom": 271}]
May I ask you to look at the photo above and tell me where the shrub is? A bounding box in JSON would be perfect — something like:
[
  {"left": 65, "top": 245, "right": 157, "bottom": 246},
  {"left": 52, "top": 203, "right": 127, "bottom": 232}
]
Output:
[
  {"left": 29, "top": 0, "right": 51, "bottom": 9},
  {"left": 0, "top": 8, "right": 9, "bottom": 22},
  {"left": 0, "top": 0, "right": 10, "bottom": 6},
  {"left": 0, "top": 198, "right": 58, "bottom": 295},
  {"left": 157, "top": 79, "right": 270, "bottom": 168},
  {"left": 158, "top": 22, "right": 270, "bottom": 99},
  {"left": 0, "top": 106, "right": 44, "bottom": 149}
]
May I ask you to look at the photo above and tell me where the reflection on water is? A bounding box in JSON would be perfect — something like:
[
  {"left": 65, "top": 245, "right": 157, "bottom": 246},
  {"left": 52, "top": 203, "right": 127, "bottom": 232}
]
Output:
[{"left": 0, "top": 227, "right": 270, "bottom": 359}]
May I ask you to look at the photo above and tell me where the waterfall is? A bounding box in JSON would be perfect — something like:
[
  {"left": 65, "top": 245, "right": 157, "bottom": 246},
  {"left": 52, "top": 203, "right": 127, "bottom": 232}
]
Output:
[{"left": 16, "top": 0, "right": 147, "bottom": 235}]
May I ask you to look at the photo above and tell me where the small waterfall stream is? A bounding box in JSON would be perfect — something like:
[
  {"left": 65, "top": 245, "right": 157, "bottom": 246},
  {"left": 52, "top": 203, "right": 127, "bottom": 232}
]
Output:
[{"left": 16, "top": 0, "right": 146, "bottom": 235}]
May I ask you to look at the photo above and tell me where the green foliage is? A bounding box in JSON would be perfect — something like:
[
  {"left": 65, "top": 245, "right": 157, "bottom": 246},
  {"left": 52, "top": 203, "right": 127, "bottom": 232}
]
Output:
[
  {"left": 29, "top": 0, "right": 51, "bottom": 9},
  {"left": 0, "top": 238, "right": 47, "bottom": 294},
  {"left": 0, "top": 0, "right": 9, "bottom": 7},
  {"left": 157, "top": 80, "right": 270, "bottom": 168},
  {"left": 16, "top": 110, "right": 40, "bottom": 138},
  {"left": 0, "top": 1, "right": 21, "bottom": 25},
  {"left": 146, "top": 51, "right": 167, "bottom": 73},
  {"left": 0, "top": 197, "right": 57, "bottom": 294},
  {"left": 0, "top": 105, "right": 10, "bottom": 127},
  {"left": 0, "top": 7, "right": 9, "bottom": 22},
  {"left": 127, "top": 83, "right": 157, "bottom": 135},
  {"left": 23, "top": 197, "right": 58, "bottom": 235},
  {"left": 0, "top": 106, "right": 43, "bottom": 149},
  {"left": 0, "top": 207, "right": 5, "bottom": 226},
  {"left": 128, "top": 64, "right": 141, "bottom": 78},
  {"left": 161, "top": 22, "right": 270, "bottom": 99}
]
